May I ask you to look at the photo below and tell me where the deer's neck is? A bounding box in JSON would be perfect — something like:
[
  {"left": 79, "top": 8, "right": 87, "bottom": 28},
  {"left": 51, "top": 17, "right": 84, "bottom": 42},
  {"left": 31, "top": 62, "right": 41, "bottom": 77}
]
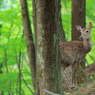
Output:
[{"left": 83, "top": 38, "right": 92, "bottom": 53}]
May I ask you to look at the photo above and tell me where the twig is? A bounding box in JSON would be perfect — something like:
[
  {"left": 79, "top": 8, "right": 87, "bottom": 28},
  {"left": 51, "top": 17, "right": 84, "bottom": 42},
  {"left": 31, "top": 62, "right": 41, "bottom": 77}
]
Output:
[
  {"left": 22, "top": 76, "right": 35, "bottom": 95},
  {"left": 88, "top": 54, "right": 95, "bottom": 62},
  {"left": 43, "top": 90, "right": 60, "bottom": 95}
]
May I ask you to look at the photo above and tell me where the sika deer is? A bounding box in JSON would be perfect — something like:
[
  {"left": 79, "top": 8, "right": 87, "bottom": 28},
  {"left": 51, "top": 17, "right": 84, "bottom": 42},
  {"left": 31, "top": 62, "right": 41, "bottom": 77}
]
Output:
[{"left": 59, "top": 22, "right": 92, "bottom": 87}]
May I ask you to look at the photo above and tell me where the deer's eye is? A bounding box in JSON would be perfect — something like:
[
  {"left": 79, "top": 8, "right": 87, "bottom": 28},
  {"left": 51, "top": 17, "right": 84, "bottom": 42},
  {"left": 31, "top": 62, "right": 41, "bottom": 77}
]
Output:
[{"left": 86, "top": 31, "right": 88, "bottom": 33}]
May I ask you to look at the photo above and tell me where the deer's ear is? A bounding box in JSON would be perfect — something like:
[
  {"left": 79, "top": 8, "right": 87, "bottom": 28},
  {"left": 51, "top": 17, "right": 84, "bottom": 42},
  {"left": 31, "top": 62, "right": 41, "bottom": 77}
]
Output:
[
  {"left": 76, "top": 25, "right": 82, "bottom": 31},
  {"left": 89, "top": 22, "right": 93, "bottom": 28}
]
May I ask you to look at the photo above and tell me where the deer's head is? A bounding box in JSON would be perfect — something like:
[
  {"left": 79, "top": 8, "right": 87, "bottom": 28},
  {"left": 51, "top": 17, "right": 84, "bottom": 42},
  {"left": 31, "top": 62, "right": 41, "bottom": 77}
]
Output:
[{"left": 76, "top": 22, "right": 93, "bottom": 40}]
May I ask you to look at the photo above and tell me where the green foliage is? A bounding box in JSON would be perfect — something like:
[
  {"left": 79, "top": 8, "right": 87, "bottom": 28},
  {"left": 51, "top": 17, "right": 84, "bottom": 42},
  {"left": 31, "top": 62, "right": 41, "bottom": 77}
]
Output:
[
  {"left": 0, "top": 0, "right": 34, "bottom": 94},
  {"left": 61, "top": 1, "right": 71, "bottom": 41},
  {"left": 90, "top": 76, "right": 94, "bottom": 80}
]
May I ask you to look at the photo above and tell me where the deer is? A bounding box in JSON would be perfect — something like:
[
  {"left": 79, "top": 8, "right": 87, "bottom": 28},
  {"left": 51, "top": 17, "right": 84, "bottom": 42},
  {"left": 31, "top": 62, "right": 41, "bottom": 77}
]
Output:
[{"left": 59, "top": 22, "right": 93, "bottom": 87}]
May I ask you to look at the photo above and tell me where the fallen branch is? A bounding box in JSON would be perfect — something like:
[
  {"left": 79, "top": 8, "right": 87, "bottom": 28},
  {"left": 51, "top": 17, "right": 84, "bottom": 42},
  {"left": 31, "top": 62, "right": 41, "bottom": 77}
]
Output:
[{"left": 43, "top": 90, "right": 60, "bottom": 95}]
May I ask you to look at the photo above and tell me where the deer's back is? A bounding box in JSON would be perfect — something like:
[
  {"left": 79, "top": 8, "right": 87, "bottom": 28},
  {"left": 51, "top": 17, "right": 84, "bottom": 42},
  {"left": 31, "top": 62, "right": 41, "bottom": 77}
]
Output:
[{"left": 59, "top": 41, "right": 86, "bottom": 67}]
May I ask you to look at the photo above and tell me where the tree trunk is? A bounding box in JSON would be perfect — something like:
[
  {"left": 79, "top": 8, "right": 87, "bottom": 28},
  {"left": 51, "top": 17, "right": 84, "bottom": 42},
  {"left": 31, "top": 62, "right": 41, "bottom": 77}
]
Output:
[
  {"left": 36, "top": 0, "right": 64, "bottom": 95},
  {"left": 72, "top": 0, "right": 86, "bottom": 41},
  {"left": 58, "top": 5, "right": 66, "bottom": 42},
  {"left": 20, "top": 0, "right": 36, "bottom": 88},
  {"left": 71, "top": 0, "right": 86, "bottom": 85},
  {"left": 32, "top": 0, "right": 37, "bottom": 50},
  {"left": 18, "top": 51, "right": 22, "bottom": 95}
]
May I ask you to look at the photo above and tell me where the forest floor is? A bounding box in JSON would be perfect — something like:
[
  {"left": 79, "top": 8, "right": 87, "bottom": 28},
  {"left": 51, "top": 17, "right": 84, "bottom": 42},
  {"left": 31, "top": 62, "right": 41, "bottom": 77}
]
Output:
[{"left": 66, "top": 63, "right": 95, "bottom": 95}]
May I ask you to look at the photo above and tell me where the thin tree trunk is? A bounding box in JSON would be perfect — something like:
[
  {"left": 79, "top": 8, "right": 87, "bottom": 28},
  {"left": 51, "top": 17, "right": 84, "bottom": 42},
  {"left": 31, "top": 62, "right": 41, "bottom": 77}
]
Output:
[
  {"left": 19, "top": 0, "right": 36, "bottom": 88},
  {"left": 18, "top": 51, "right": 22, "bottom": 95},
  {"left": 58, "top": 1, "right": 66, "bottom": 42},
  {"left": 55, "top": 0, "right": 64, "bottom": 94},
  {"left": 32, "top": 0, "right": 37, "bottom": 49},
  {"left": 22, "top": 76, "right": 34, "bottom": 95}
]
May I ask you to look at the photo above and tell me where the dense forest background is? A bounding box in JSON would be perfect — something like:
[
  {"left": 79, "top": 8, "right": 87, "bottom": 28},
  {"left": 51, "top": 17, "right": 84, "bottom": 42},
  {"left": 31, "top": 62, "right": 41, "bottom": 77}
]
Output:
[{"left": 0, "top": 0, "right": 95, "bottom": 95}]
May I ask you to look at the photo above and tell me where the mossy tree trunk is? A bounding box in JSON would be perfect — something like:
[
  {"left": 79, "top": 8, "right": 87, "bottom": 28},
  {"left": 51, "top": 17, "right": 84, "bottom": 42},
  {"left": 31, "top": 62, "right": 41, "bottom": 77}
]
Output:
[{"left": 36, "top": 0, "right": 64, "bottom": 95}]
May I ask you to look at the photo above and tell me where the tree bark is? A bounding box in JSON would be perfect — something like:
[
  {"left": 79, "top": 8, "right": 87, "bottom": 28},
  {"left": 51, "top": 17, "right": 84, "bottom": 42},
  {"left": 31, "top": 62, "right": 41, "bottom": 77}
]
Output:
[
  {"left": 18, "top": 51, "right": 22, "bottom": 95},
  {"left": 71, "top": 0, "right": 86, "bottom": 85},
  {"left": 36, "top": 0, "right": 64, "bottom": 95},
  {"left": 32, "top": 0, "right": 37, "bottom": 50},
  {"left": 20, "top": 0, "right": 36, "bottom": 88},
  {"left": 58, "top": 4, "right": 66, "bottom": 42},
  {"left": 72, "top": 0, "right": 86, "bottom": 41}
]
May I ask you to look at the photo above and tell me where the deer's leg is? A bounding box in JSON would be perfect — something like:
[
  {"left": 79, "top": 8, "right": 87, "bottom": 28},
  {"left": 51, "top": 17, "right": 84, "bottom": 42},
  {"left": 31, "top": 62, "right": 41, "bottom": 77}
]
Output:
[
  {"left": 72, "top": 65, "right": 76, "bottom": 86},
  {"left": 71, "top": 63, "right": 79, "bottom": 87}
]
